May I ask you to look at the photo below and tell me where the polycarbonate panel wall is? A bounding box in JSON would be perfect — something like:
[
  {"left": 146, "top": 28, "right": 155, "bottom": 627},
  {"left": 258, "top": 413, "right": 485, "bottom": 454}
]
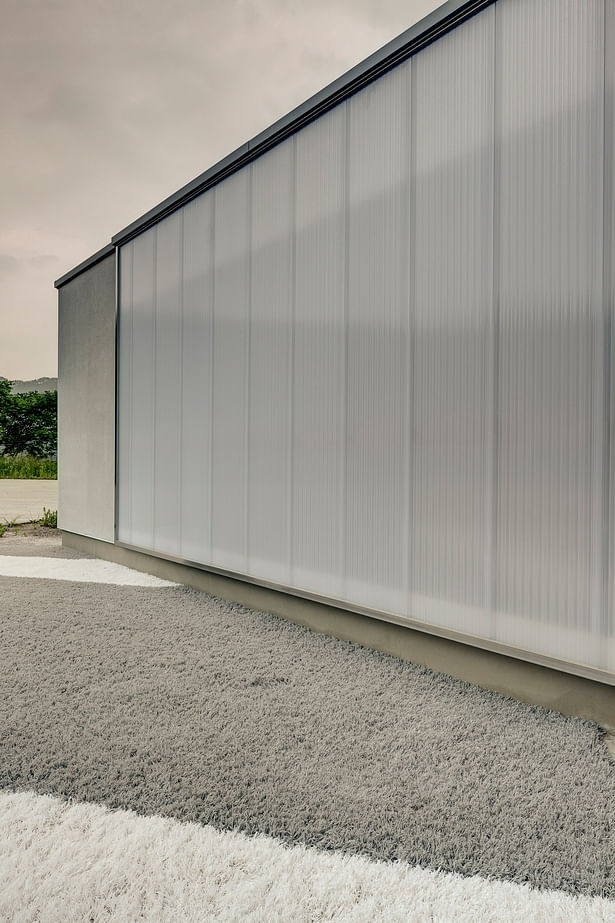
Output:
[
  {"left": 608, "top": 0, "right": 615, "bottom": 670},
  {"left": 118, "top": 0, "right": 615, "bottom": 678},
  {"left": 249, "top": 142, "right": 294, "bottom": 583},
  {"left": 495, "top": 0, "right": 606, "bottom": 666},
  {"left": 410, "top": 10, "right": 494, "bottom": 640}
]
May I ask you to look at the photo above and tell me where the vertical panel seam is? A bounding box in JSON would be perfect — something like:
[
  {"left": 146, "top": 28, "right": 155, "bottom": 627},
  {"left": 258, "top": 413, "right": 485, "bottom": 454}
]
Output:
[
  {"left": 113, "top": 248, "right": 119, "bottom": 542},
  {"left": 341, "top": 101, "right": 350, "bottom": 598},
  {"left": 129, "top": 247, "right": 134, "bottom": 542},
  {"left": 288, "top": 136, "right": 297, "bottom": 582},
  {"left": 152, "top": 229, "right": 158, "bottom": 549},
  {"left": 245, "top": 167, "right": 253, "bottom": 573},
  {"left": 406, "top": 58, "right": 416, "bottom": 619},
  {"left": 209, "top": 193, "right": 216, "bottom": 562},
  {"left": 601, "top": 0, "right": 612, "bottom": 651},
  {"left": 178, "top": 213, "right": 184, "bottom": 556}
]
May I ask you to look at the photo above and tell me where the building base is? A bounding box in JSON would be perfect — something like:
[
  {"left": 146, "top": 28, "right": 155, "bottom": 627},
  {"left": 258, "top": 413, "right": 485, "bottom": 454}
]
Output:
[{"left": 62, "top": 529, "right": 615, "bottom": 744}]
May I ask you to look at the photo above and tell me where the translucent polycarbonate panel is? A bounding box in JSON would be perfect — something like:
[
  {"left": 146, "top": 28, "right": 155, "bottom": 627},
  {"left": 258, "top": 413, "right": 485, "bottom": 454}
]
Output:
[
  {"left": 607, "top": 0, "right": 615, "bottom": 675},
  {"left": 410, "top": 9, "right": 494, "bottom": 638},
  {"left": 495, "top": 0, "right": 606, "bottom": 667},
  {"left": 211, "top": 169, "right": 250, "bottom": 573},
  {"left": 292, "top": 105, "right": 346, "bottom": 598},
  {"left": 180, "top": 193, "right": 214, "bottom": 563},
  {"left": 115, "top": 0, "right": 615, "bottom": 680},
  {"left": 248, "top": 143, "right": 293, "bottom": 583},
  {"left": 121, "top": 228, "right": 157, "bottom": 549},
  {"left": 117, "top": 242, "right": 133, "bottom": 543},
  {"left": 153, "top": 212, "right": 182, "bottom": 554},
  {"left": 345, "top": 64, "right": 411, "bottom": 613}
]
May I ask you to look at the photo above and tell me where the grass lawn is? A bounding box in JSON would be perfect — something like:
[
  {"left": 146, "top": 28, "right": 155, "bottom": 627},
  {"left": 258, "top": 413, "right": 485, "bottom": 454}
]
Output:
[{"left": 0, "top": 456, "right": 57, "bottom": 479}]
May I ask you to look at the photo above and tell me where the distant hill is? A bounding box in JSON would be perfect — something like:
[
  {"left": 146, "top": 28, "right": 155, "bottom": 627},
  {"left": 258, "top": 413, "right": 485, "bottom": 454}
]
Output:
[{"left": 0, "top": 376, "right": 58, "bottom": 393}]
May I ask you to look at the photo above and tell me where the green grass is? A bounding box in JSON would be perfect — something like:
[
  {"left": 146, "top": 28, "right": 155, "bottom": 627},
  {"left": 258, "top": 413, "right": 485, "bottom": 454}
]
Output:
[{"left": 0, "top": 456, "right": 57, "bottom": 479}]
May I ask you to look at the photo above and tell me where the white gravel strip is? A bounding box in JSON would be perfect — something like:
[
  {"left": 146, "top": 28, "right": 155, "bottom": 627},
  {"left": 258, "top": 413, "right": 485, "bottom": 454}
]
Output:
[
  {"left": 0, "top": 556, "right": 177, "bottom": 586},
  {"left": 1, "top": 790, "right": 614, "bottom": 923}
]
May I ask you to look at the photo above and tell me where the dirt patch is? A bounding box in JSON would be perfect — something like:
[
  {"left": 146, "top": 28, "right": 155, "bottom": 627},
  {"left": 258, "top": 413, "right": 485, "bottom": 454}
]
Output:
[{"left": 0, "top": 521, "right": 58, "bottom": 539}]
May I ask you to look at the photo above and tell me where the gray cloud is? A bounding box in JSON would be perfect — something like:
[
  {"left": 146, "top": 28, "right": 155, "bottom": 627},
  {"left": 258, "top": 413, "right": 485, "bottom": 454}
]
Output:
[
  {"left": 0, "top": 0, "right": 438, "bottom": 378},
  {"left": 0, "top": 255, "right": 20, "bottom": 274}
]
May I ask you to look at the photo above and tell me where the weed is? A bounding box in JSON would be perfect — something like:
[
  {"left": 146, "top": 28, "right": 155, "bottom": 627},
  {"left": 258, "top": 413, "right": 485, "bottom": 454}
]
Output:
[
  {"left": 40, "top": 508, "right": 57, "bottom": 529},
  {"left": 0, "top": 517, "right": 18, "bottom": 538}
]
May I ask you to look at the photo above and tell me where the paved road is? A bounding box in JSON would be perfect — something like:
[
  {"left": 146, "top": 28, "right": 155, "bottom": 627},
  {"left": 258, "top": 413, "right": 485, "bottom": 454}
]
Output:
[{"left": 0, "top": 479, "right": 58, "bottom": 523}]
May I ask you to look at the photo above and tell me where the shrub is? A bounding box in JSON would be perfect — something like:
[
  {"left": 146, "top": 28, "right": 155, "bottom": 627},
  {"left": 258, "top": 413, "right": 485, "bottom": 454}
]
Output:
[{"left": 0, "top": 380, "right": 57, "bottom": 458}]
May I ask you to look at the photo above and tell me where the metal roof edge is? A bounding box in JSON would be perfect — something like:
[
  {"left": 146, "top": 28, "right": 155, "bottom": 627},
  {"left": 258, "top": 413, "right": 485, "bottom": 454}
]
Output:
[{"left": 54, "top": 243, "right": 115, "bottom": 289}]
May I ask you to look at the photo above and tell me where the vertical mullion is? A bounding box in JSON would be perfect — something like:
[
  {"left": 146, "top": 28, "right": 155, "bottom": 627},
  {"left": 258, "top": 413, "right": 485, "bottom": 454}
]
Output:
[
  {"left": 178, "top": 212, "right": 184, "bottom": 555},
  {"left": 288, "top": 136, "right": 297, "bottom": 583},
  {"left": 151, "top": 228, "right": 157, "bottom": 549},
  {"left": 340, "top": 101, "right": 350, "bottom": 597},
  {"left": 406, "top": 58, "right": 416, "bottom": 619},
  {"left": 601, "top": 0, "right": 613, "bottom": 660},
  {"left": 129, "top": 246, "right": 134, "bottom": 543},
  {"left": 208, "top": 192, "right": 216, "bottom": 562},
  {"left": 245, "top": 166, "right": 253, "bottom": 573}
]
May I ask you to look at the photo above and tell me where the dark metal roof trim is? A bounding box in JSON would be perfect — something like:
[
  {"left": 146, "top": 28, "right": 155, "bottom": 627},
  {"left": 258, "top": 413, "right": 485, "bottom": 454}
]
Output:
[
  {"left": 112, "top": 0, "right": 494, "bottom": 246},
  {"left": 54, "top": 243, "right": 115, "bottom": 289}
]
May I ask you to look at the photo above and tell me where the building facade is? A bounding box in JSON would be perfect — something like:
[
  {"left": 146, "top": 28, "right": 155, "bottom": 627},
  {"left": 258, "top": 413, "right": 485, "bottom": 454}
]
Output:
[{"left": 56, "top": 0, "right": 615, "bottom": 717}]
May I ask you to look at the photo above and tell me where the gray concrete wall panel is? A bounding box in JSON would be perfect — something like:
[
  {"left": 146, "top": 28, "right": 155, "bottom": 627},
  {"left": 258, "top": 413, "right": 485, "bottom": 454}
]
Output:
[{"left": 58, "top": 253, "right": 115, "bottom": 542}]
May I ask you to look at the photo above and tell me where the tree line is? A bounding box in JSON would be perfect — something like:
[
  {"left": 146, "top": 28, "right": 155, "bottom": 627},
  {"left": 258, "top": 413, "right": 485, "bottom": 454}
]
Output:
[{"left": 0, "top": 379, "right": 57, "bottom": 457}]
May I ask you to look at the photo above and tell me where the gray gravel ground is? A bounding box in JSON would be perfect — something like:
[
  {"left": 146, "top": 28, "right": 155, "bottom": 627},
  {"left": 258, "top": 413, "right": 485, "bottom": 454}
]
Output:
[
  {"left": 0, "top": 537, "right": 89, "bottom": 558},
  {"left": 1, "top": 532, "right": 614, "bottom": 900}
]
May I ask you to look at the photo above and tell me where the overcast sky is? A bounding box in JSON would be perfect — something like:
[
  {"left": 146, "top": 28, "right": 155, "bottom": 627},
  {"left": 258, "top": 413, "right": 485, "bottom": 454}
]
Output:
[{"left": 1, "top": 0, "right": 439, "bottom": 380}]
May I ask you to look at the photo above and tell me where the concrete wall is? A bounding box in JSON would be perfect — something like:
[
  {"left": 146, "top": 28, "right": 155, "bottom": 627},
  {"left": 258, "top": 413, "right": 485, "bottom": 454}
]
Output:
[{"left": 57, "top": 253, "right": 115, "bottom": 542}]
